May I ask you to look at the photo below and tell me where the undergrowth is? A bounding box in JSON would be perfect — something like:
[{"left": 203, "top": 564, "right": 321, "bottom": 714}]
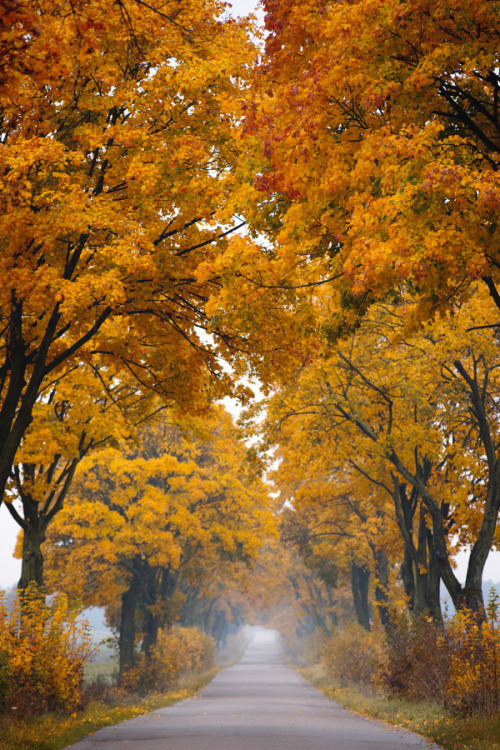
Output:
[{"left": 0, "top": 668, "right": 218, "bottom": 750}]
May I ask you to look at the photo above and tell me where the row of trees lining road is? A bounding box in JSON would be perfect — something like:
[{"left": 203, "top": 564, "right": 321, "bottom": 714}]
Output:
[
  {"left": 258, "top": 285, "right": 500, "bottom": 624},
  {"left": 42, "top": 407, "right": 273, "bottom": 675},
  {"left": 0, "top": 0, "right": 264, "bottom": 509},
  {"left": 224, "top": 0, "right": 500, "bottom": 625},
  {"left": 242, "top": 0, "right": 500, "bottom": 329},
  {"left": 0, "top": 0, "right": 273, "bottom": 593},
  {"left": 2, "top": 0, "right": 500, "bottom": 665}
]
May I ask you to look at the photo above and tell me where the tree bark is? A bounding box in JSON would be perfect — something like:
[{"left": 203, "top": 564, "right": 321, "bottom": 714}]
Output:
[
  {"left": 141, "top": 567, "right": 179, "bottom": 659},
  {"left": 119, "top": 574, "right": 141, "bottom": 678},
  {"left": 373, "top": 549, "right": 393, "bottom": 634},
  {"left": 426, "top": 527, "right": 443, "bottom": 624},
  {"left": 18, "top": 519, "right": 45, "bottom": 591},
  {"left": 351, "top": 561, "right": 371, "bottom": 630},
  {"left": 400, "top": 547, "right": 415, "bottom": 609}
]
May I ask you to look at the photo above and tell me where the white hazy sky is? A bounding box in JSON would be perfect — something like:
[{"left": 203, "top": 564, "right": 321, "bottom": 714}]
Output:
[{"left": 228, "top": 0, "right": 263, "bottom": 20}]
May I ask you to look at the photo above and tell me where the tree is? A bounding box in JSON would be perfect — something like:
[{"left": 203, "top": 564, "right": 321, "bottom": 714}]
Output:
[
  {"left": 178, "top": 556, "right": 259, "bottom": 646},
  {"left": 5, "top": 360, "right": 158, "bottom": 590},
  {"left": 245, "top": 0, "right": 500, "bottom": 331},
  {"left": 0, "top": 0, "right": 259, "bottom": 506},
  {"left": 267, "top": 405, "right": 403, "bottom": 629},
  {"left": 44, "top": 407, "right": 274, "bottom": 675},
  {"left": 263, "top": 287, "right": 500, "bottom": 617}
]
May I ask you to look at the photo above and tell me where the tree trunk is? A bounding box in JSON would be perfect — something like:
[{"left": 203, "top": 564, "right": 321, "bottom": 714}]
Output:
[
  {"left": 119, "top": 575, "right": 140, "bottom": 678},
  {"left": 18, "top": 516, "right": 45, "bottom": 591},
  {"left": 203, "top": 598, "right": 216, "bottom": 635},
  {"left": 351, "top": 561, "right": 371, "bottom": 630},
  {"left": 373, "top": 549, "right": 393, "bottom": 634},
  {"left": 413, "top": 505, "right": 429, "bottom": 615},
  {"left": 426, "top": 527, "right": 443, "bottom": 624},
  {"left": 400, "top": 547, "right": 415, "bottom": 610},
  {"left": 211, "top": 608, "right": 227, "bottom": 646},
  {"left": 141, "top": 567, "right": 179, "bottom": 659}
]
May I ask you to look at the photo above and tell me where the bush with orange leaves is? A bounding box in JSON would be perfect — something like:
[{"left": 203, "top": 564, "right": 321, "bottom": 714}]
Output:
[
  {"left": 374, "top": 591, "right": 500, "bottom": 715},
  {"left": 120, "top": 626, "right": 214, "bottom": 695},
  {"left": 445, "top": 595, "right": 500, "bottom": 715},
  {"left": 0, "top": 584, "right": 93, "bottom": 716},
  {"left": 319, "top": 591, "right": 500, "bottom": 716}
]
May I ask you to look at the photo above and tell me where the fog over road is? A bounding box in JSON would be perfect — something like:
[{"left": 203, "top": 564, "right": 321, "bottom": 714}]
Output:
[{"left": 70, "top": 629, "right": 442, "bottom": 750}]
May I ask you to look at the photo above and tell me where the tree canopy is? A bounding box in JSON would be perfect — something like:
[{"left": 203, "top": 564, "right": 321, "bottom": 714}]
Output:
[
  {"left": 0, "top": 0, "right": 259, "bottom": 505},
  {"left": 245, "top": 0, "right": 500, "bottom": 332},
  {"left": 4, "top": 0, "right": 500, "bottom": 653}
]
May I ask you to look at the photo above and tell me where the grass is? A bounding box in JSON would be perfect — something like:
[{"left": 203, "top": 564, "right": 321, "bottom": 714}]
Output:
[
  {"left": 0, "top": 668, "right": 218, "bottom": 750},
  {"left": 301, "top": 664, "right": 500, "bottom": 750}
]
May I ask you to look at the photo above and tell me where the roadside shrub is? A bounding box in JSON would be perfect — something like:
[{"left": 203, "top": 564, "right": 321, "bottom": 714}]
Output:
[
  {"left": 0, "top": 584, "right": 93, "bottom": 716},
  {"left": 374, "top": 614, "right": 450, "bottom": 701},
  {"left": 280, "top": 630, "right": 319, "bottom": 667},
  {"left": 321, "top": 624, "right": 382, "bottom": 689},
  {"left": 374, "top": 595, "right": 500, "bottom": 716},
  {"left": 445, "top": 608, "right": 500, "bottom": 715},
  {"left": 120, "top": 626, "right": 214, "bottom": 694}
]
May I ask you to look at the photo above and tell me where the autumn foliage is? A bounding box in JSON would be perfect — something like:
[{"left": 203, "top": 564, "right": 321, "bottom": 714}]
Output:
[
  {"left": 379, "top": 604, "right": 500, "bottom": 715},
  {"left": 445, "top": 605, "right": 500, "bottom": 715},
  {"left": 248, "top": 0, "right": 500, "bottom": 327},
  {"left": 4, "top": 0, "right": 500, "bottom": 729},
  {"left": 318, "top": 596, "right": 500, "bottom": 716},
  {"left": 0, "top": 585, "right": 92, "bottom": 716},
  {"left": 321, "top": 624, "right": 382, "bottom": 689},
  {"left": 120, "top": 626, "right": 215, "bottom": 696},
  {"left": 0, "top": 0, "right": 260, "bottom": 513},
  {"left": 44, "top": 407, "right": 274, "bottom": 676}
]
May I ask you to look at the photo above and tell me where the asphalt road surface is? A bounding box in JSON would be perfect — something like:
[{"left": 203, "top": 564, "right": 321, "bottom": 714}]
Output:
[{"left": 70, "top": 629, "right": 442, "bottom": 750}]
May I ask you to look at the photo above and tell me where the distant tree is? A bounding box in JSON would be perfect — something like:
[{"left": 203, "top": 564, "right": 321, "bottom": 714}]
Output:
[
  {"left": 265, "top": 287, "right": 500, "bottom": 618},
  {"left": 45, "top": 408, "right": 274, "bottom": 675}
]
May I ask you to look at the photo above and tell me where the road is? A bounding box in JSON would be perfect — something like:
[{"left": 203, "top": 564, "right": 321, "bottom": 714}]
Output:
[{"left": 70, "top": 629, "right": 442, "bottom": 750}]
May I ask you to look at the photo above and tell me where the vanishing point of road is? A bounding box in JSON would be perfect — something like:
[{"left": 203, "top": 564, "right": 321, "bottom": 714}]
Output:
[{"left": 70, "top": 629, "right": 442, "bottom": 750}]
